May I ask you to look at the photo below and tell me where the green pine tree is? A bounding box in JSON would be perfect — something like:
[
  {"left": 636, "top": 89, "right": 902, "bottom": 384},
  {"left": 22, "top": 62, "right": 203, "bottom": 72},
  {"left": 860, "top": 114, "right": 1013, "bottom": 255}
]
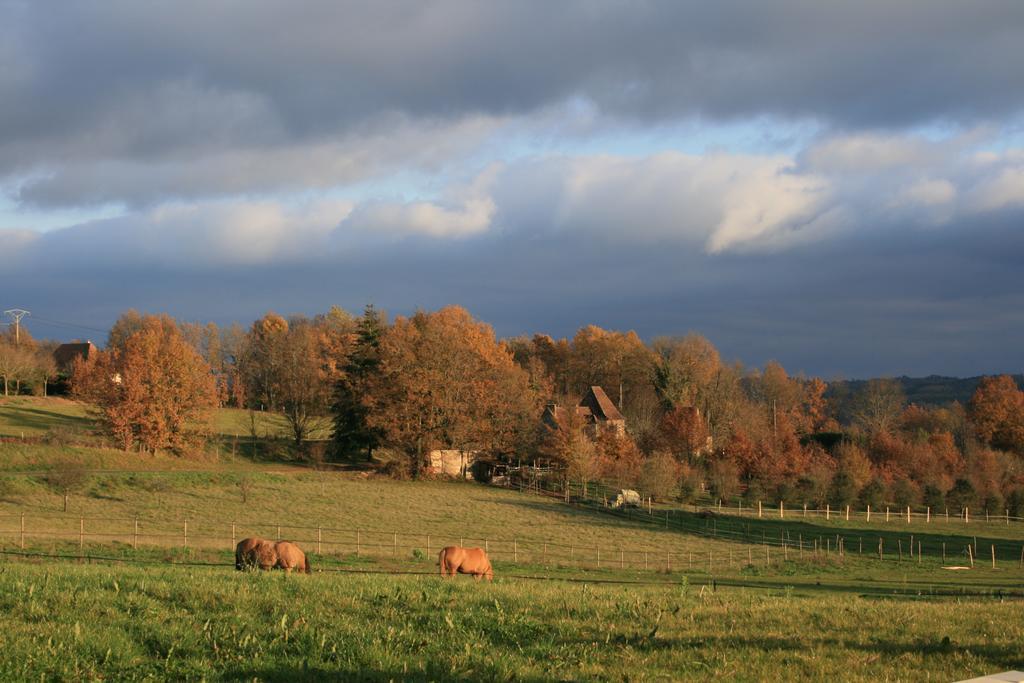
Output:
[{"left": 331, "top": 304, "right": 385, "bottom": 460}]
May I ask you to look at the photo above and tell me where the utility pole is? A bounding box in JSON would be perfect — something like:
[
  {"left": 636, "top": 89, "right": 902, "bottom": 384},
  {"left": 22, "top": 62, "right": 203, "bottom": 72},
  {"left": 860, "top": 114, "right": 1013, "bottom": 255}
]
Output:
[{"left": 3, "top": 309, "right": 29, "bottom": 344}]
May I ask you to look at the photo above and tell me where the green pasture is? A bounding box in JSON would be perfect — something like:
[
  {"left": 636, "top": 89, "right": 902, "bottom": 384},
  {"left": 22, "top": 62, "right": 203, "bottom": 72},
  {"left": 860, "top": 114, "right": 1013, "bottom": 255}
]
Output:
[
  {"left": 1, "top": 396, "right": 1024, "bottom": 679},
  {"left": 0, "top": 560, "right": 1021, "bottom": 681}
]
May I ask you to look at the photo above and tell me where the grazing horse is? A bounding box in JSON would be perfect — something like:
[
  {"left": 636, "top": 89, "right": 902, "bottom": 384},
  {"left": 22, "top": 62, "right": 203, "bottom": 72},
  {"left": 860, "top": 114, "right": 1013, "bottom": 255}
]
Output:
[
  {"left": 235, "top": 537, "right": 276, "bottom": 571},
  {"left": 274, "top": 540, "right": 312, "bottom": 574},
  {"left": 438, "top": 545, "right": 493, "bottom": 581}
]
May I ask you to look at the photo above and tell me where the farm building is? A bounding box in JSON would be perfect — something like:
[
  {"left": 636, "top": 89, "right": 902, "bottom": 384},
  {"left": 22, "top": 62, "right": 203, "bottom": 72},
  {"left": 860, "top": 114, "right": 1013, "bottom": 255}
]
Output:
[
  {"left": 543, "top": 385, "right": 626, "bottom": 438},
  {"left": 53, "top": 341, "right": 97, "bottom": 372}
]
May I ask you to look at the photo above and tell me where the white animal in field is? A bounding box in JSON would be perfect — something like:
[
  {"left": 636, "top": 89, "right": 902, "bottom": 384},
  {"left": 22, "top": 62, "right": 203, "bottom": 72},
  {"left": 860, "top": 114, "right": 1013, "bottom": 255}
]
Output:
[{"left": 611, "top": 489, "right": 641, "bottom": 509}]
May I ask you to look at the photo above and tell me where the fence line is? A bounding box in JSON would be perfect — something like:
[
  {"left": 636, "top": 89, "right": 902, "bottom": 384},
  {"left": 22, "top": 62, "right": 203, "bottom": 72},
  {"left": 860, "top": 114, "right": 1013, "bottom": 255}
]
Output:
[{"left": 2, "top": 508, "right": 1023, "bottom": 574}]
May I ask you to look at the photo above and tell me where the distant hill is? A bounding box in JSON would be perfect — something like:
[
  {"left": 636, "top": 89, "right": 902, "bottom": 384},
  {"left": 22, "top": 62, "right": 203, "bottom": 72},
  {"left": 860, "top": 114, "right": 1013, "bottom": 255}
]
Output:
[{"left": 830, "top": 374, "right": 1024, "bottom": 407}]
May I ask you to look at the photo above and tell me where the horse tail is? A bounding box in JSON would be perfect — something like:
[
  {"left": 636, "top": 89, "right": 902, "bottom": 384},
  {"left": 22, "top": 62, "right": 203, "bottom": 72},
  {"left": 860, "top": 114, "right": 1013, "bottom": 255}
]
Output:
[
  {"left": 438, "top": 547, "right": 447, "bottom": 576},
  {"left": 304, "top": 554, "right": 312, "bottom": 574}
]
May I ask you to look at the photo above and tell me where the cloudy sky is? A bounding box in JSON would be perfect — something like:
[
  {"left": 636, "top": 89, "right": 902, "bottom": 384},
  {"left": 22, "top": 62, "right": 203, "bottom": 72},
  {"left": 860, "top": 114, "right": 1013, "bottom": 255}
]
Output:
[{"left": 2, "top": 1, "right": 1024, "bottom": 378}]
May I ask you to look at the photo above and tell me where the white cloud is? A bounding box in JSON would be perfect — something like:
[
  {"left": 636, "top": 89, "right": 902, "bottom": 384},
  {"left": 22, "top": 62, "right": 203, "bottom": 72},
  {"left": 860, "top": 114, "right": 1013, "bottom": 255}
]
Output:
[{"left": 969, "top": 166, "right": 1024, "bottom": 212}]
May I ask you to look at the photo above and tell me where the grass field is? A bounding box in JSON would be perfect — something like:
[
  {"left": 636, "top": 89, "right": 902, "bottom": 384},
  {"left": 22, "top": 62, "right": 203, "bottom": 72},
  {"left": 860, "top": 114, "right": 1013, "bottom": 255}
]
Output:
[
  {"left": 0, "top": 560, "right": 1021, "bottom": 681},
  {"left": 1, "top": 397, "right": 1024, "bottom": 680}
]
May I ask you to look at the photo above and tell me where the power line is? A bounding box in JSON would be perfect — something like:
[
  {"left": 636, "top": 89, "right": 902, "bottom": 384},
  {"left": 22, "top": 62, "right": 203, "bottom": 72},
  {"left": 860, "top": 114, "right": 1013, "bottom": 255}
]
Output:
[{"left": 19, "top": 315, "right": 108, "bottom": 335}]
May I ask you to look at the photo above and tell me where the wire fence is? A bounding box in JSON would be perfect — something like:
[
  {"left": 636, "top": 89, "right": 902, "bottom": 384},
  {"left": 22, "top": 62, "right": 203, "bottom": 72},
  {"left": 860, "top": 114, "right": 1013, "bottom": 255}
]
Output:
[{"left": 2, "top": 503, "right": 1023, "bottom": 575}]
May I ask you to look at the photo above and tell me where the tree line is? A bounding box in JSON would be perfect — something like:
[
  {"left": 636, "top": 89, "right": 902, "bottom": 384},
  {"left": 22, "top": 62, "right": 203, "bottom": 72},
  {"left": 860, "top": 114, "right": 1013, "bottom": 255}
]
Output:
[{"left": 15, "top": 304, "right": 1020, "bottom": 514}]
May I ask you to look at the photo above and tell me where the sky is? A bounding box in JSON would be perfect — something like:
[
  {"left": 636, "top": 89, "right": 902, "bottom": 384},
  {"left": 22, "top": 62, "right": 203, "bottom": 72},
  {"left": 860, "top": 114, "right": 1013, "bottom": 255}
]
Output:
[{"left": 2, "top": 1, "right": 1024, "bottom": 378}]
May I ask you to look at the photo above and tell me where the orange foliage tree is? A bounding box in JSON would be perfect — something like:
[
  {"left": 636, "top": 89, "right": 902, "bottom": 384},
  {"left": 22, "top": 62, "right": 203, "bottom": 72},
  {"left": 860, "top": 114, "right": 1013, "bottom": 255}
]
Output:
[
  {"left": 72, "top": 314, "right": 218, "bottom": 453},
  {"left": 969, "top": 375, "right": 1024, "bottom": 454},
  {"left": 367, "top": 306, "right": 541, "bottom": 476}
]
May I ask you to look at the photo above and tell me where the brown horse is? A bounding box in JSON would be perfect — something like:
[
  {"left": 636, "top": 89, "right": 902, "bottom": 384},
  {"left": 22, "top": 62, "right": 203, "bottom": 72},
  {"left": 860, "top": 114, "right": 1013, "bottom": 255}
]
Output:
[
  {"left": 438, "top": 545, "right": 493, "bottom": 581},
  {"left": 274, "top": 540, "right": 311, "bottom": 574},
  {"left": 235, "top": 537, "right": 276, "bottom": 571}
]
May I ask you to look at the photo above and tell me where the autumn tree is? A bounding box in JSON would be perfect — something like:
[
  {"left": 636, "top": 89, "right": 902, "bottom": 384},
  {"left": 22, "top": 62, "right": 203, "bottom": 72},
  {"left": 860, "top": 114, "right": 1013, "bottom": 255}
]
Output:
[
  {"left": 595, "top": 429, "right": 644, "bottom": 489},
  {"left": 0, "top": 343, "right": 36, "bottom": 396},
  {"left": 72, "top": 314, "right": 218, "bottom": 453},
  {"left": 542, "top": 406, "right": 601, "bottom": 496},
  {"left": 238, "top": 312, "right": 289, "bottom": 411},
  {"left": 657, "top": 405, "right": 710, "bottom": 462},
  {"left": 968, "top": 375, "right": 1024, "bottom": 454},
  {"left": 652, "top": 334, "right": 720, "bottom": 408},
  {"left": 568, "top": 325, "right": 654, "bottom": 413},
  {"left": 277, "top": 316, "right": 347, "bottom": 448},
  {"left": 367, "top": 306, "right": 540, "bottom": 477},
  {"left": 851, "top": 378, "right": 905, "bottom": 435}
]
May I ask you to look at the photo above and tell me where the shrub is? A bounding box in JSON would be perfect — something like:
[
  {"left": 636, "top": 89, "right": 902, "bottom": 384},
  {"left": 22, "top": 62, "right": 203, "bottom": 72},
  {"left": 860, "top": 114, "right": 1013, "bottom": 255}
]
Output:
[
  {"left": 922, "top": 483, "right": 945, "bottom": 511},
  {"left": 829, "top": 471, "right": 857, "bottom": 508},
  {"left": 638, "top": 451, "right": 680, "bottom": 501},
  {"left": 858, "top": 479, "right": 886, "bottom": 509},
  {"left": 946, "top": 478, "right": 976, "bottom": 513},
  {"left": 891, "top": 478, "right": 920, "bottom": 508},
  {"left": 40, "top": 462, "right": 89, "bottom": 512},
  {"left": 1005, "top": 488, "right": 1024, "bottom": 517},
  {"left": 981, "top": 493, "right": 1003, "bottom": 515},
  {"left": 742, "top": 478, "right": 767, "bottom": 505},
  {"left": 383, "top": 458, "right": 411, "bottom": 481}
]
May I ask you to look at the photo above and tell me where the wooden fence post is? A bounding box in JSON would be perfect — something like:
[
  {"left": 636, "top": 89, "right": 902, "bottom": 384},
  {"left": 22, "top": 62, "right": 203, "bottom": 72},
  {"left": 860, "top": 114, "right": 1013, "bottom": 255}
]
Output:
[
  {"left": 619, "top": 548, "right": 623, "bottom": 569},
  {"left": 317, "top": 527, "right": 322, "bottom": 554},
  {"left": 846, "top": 505, "right": 850, "bottom": 521},
  {"left": 135, "top": 517, "right": 139, "bottom": 550},
  {"left": 965, "top": 507, "right": 969, "bottom": 524},
  {"left": 967, "top": 544, "right": 974, "bottom": 568},
  {"left": 644, "top": 551, "right": 648, "bottom": 570},
  {"left": 878, "top": 537, "right": 883, "bottom": 560},
  {"left": 826, "top": 504, "right": 830, "bottom": 521},
  {"left": 779, "top": 500, "right": 784, "bottom": 519},
  {"left": 906, "top": 506, "right": 911, "bottom": 523},
  {"left": 79, "top": 517, "right": 84, "bottom": 551},
  {"left": 230, "top": 522, "right": 235, "bottom": 550},
  {"left": 667, "top": 551, "right": 671, "bottom": 572},
  {"left": 184, "top": 520, "right": 188, "bottom": 548},
  {"left": 596, "top": 546, "right": 600, "bottom": 568},
  {"left": 758, "top": 500, "right": 762, "bottom": 518},
  {"left": 514, "top": 538, "right": 518, "bottom": 564},
  {"left": 918, "top": 541, "right": 921, "bottom": 565},
  {"left": 20, "top": 512, "right": 25, "bottom": 550},
  {"left": 926, "top": 507, "right": 930, "bottom": 523},
  {"left": 866, "top": 505, "right": 871, "bottom": 522},
  {"left": 277, "top": 525, "right": 281, "bottom": 541},
  {"left": 425, "top": 534, "right": 428, "bottom": 559},
  {"left": 393, "top": 532, "right": 398, "bottom": 557},
  {"left": 886, "top": 507, "right": 890, "bottom": 522}
]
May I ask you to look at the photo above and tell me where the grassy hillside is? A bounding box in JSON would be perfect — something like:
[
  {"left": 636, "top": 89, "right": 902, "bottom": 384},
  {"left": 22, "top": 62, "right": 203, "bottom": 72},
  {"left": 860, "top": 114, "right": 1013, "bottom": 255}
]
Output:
[
  {"left": 2, "top": 396, "right": 1024, "bottom": 679},
  {"left": 0, "top": 396, "right": 305, "bottom": 440}
]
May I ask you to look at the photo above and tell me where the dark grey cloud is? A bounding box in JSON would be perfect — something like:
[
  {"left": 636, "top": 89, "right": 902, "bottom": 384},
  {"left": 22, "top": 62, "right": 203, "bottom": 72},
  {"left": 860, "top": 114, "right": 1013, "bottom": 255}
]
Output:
[
  {"left": 4, "top": 1, "right": 1024, "bottom": 206},
  {"left": 7, "top": 203, "right": 1024, "bottom": 379}
]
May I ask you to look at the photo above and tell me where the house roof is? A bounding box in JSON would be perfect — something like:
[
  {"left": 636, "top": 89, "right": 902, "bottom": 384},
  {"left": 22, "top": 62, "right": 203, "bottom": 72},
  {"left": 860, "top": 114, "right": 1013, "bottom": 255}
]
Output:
[
  {"left": 53, "top": 342, "right": 97, "bottom": 371},
  {"left": 543, "top": 386, "right": 625, "bottom": 429},
  {"left": 581, "top": 386, "right": 624, "bottom": 422}
]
